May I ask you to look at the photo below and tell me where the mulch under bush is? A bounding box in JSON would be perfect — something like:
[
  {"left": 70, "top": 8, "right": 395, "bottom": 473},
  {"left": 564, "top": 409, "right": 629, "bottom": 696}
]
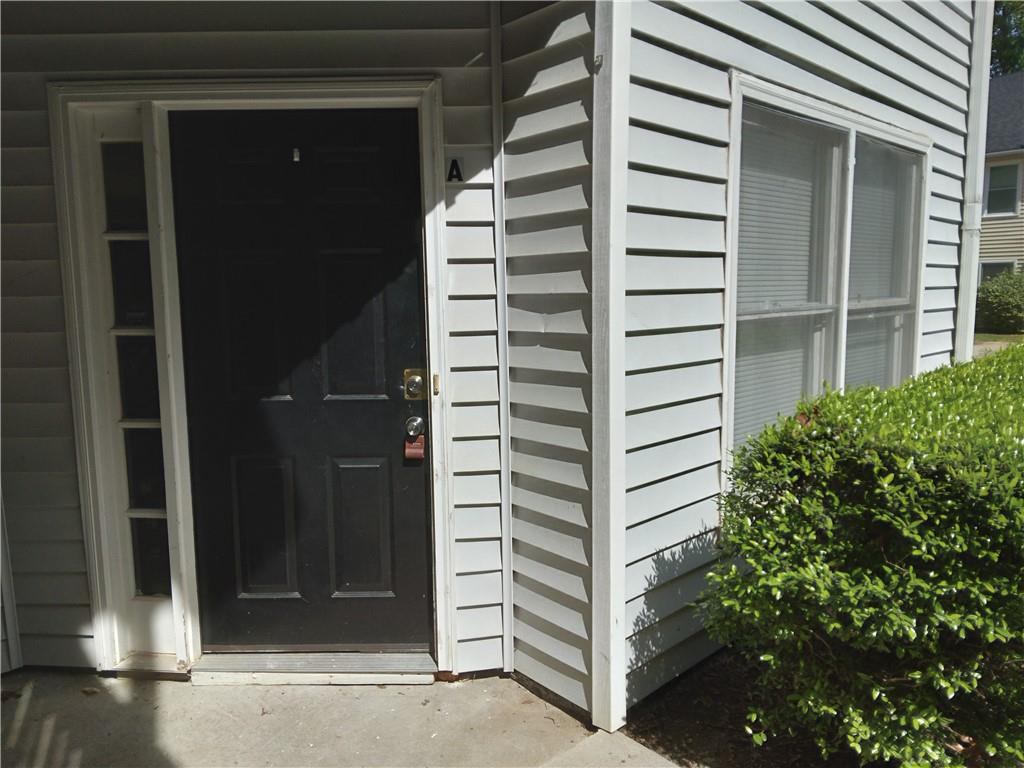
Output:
[{"left": 624, "top": 650, "right": 861, "bottom": 768}]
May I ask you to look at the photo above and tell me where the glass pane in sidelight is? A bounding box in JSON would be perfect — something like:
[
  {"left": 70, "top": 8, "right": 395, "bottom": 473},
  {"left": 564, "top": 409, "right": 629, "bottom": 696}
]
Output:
[
  {"left": 110, "top": 241, "right": 154, "bottom": 327},
  {"left": 117, "top": 336, "right": 160, "bottom": 419},
  {"left": 130, "top": 517, "right": 171, "bottom": 596},
  {"left": 124, "top": 428, "right": 166, "bottom": 509},
  {"left": 102, "top": 142, "right": 148, "bottom": 231}
]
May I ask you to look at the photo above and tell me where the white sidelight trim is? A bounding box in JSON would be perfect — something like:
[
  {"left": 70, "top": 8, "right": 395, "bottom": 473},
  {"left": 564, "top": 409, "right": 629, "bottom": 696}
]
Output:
[
  {"left": 49, "top": 99, "right": 164, "bottom": 668},
  {"left": 954, "top": 4, "right": 996, "bottom": 363},
  {"left": 50, "top": 78, "right": 455, "bottom": 673},
  {"left": 590, "top": 0, "right": 631, "bottom": 733}
]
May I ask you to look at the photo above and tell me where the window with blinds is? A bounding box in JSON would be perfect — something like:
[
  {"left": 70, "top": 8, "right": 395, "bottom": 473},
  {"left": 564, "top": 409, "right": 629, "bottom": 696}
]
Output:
[
  {"left": 985, "top": 164, "right": 1020, "bottom": 215},
  {"left": 845, "top": 136, "right": 921, "bottom": 390},
  {"left": 732, "top": 102, "right": 924, "bottom": 447}
]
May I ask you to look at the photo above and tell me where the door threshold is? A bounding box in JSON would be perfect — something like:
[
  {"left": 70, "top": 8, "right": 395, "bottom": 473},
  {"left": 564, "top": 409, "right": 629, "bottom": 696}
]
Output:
[
  {"left": 190, "top": 652, "right": 437, "bottom": 686},
  {"left": 111, "top": 652, "right": 189, "bottom": 681}
]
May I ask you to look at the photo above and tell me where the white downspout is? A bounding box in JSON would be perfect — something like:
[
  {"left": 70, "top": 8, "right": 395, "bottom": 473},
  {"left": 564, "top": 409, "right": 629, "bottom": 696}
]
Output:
[{"left": 954, "top": 1, "right": 995, "bottom": 362}]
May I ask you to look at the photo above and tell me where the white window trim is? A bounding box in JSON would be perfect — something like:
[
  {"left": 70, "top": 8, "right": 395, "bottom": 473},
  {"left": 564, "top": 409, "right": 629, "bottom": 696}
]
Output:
[
  {"left": 50, "top": 78, "right": 456, "bottom": 674},
  {"left": 721, "top": 73, "right": 932, "bottom": 482},
  {"left": 981, "top": 161, "right": 1022, "bottom": 218},
  {"left": 978, "top": 259, "right": 1019, "bottom": 281}
]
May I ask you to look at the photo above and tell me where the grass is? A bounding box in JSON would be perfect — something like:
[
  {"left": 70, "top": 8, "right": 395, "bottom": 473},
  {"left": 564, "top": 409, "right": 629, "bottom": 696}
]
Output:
[{"left": 974, "top": 333, "right": 1024, "bottom": 344}]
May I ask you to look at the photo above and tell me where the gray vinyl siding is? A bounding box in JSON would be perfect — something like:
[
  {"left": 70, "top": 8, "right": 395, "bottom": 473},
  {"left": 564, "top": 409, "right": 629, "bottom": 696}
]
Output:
[
  {"left": 1, "top": 98, "right": 93, "bottom": 666},
  {"left": 1, "top": 1, "right": 506, "bottom": 673},
  {"left": 501, "top": 1, "right": 597, "bottom": 711},
  {"left": 622, "top": 0, "right": 977, "bottom": 705}
]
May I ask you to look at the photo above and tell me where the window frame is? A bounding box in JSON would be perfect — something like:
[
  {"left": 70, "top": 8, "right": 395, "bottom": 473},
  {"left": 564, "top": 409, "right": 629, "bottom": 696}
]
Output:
[
  {"left": 722, "top": 74, "right": 932, "bottom": 475},
  {"left": 978, "top": 259, "right": 1018, "bottom": 283},
  {"left": 982, "top": 161, "right": 1022, "bottom": 217}
]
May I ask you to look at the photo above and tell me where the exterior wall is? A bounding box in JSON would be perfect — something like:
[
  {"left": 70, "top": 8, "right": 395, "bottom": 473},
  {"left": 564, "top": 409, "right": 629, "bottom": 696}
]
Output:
[
  {"left": 1, "top": 610, "right": 9, "bottom": 672},
  {"left": 979, "top": 151, "right": 1024, "bottom": 269},
  {"left": 620, "top": 0, "right": 980, "bottom": 706},
  {"left": 500, "top": 1, "right": 597, "bottom": 712},
  {"left": 0, "top": 1, "right": 507, "bottom": 673},
  {"left": 0, "top": 511, "right": 18, "bottom": 672}
]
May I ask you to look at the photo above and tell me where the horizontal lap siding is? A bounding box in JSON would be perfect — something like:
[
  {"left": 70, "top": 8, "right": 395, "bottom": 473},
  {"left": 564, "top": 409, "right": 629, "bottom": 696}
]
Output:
[
  {"left": 624, "top": 0, "right": 975, "bottom": 706},
  {"left": 0, "top": 82, "right": 91, "bottom": 664},
  {"left": 503, "top": 1, "right": 595, "bottom": 712},
  {"left": 0, "top": 1, "right": 503, "bottom": 673},
  {"left": 445, "top": 29, "right": 505, "bottom": 671},
  {"left": 979, "top": 215, "right": 1024, "bottom": 262}
]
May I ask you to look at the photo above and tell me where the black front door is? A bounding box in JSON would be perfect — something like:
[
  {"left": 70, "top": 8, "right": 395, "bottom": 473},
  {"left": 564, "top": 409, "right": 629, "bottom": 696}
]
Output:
[{"left": 170, "top": 109, "right": 432, "bottom": 651}]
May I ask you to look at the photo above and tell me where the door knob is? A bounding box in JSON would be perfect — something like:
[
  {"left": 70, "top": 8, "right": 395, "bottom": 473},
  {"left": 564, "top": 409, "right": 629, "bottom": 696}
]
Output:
[{"left": 405, "top": 416, "right": 425, "bottom": 438}]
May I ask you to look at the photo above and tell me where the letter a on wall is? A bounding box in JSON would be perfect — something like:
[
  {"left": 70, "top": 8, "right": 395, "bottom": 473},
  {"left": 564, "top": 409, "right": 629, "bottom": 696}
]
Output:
[{"left": 446, "top": 157, "right": 464, "bottom": 183}]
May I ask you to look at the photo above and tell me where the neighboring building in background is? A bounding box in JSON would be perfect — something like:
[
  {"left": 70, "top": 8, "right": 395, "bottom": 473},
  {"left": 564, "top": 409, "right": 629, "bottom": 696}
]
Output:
[{"left": 980, "top": 71, "right": 1024, "bottom": 281}]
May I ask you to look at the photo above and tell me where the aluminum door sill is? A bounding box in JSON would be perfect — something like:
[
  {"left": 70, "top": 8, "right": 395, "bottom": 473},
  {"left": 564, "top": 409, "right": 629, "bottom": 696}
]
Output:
[{"left": 190, "top": 652, "right": 437, "bottom": 686}]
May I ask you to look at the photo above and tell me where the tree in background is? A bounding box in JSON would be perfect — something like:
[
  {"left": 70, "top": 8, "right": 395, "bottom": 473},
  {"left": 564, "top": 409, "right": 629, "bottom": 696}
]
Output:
[{"left": 991, "top": 1, "right": 1024, "bottom": 76}]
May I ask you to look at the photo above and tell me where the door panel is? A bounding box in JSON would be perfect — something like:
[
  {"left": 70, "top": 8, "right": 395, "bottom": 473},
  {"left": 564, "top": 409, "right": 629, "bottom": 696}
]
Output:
[
  {"left": 231, "top": 455, "right": 298, "bottom": 597},
  {"left": 327, "top": 457, "right": 393, "bottom": 596},
  {"left": 170, "top": 109, "right": 432, "bottom": 651}
]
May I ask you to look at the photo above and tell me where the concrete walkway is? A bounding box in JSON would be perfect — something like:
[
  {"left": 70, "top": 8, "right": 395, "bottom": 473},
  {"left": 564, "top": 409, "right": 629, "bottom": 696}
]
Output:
[
  {"left": 1, "top": 669, "right": 675, "bottom": 767},
  {"left": 973, "top": 340, "right": 1015, "bottom": 358}
]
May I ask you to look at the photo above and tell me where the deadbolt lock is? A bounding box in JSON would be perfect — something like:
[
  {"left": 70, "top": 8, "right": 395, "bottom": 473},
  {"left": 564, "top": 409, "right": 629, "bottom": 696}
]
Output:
[{"left": 403, "top": 368, "right": 426, "bottom": 400}]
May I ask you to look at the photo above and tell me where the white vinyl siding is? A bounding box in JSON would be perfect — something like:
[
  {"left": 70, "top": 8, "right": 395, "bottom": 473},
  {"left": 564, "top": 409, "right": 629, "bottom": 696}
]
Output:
[
  {"left": 623, "top": 0, "right": 976, "bottom": 708},
  {"left": 622, "top": 4, "right": 731, "bottom": 706},
  {"left": 502, "top": 0, "right": 596, "bottom": 712},
  {"left": 1, "top": 1, "right": 505, "bottom": 673}
]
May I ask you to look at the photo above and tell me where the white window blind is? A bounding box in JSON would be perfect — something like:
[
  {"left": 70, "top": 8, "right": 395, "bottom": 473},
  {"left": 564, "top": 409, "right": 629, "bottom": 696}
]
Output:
[
  {"left": 733, "top": 104, "right": 846, "bottom": 444},
  {"left": 844, "top": 135, "right": 921, "bottom": 390},
  {"left": 732, "top": 102, "right": 925, "bottom": 448}
]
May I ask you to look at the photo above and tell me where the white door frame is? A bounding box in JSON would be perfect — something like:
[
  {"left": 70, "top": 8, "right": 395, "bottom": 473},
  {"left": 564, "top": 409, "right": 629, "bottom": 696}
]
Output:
[{"left": 50, "top": 78, "right": 455, "bottom": 673}]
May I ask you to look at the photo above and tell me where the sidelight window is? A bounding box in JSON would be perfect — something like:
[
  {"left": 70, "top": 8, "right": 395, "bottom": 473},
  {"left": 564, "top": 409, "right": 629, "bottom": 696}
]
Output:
[
  {"left": 731, "top": 100, "right": 926, "bottom": 447},
  {"left": 101, "top": 142, "right": 172, "bottom": 597}
]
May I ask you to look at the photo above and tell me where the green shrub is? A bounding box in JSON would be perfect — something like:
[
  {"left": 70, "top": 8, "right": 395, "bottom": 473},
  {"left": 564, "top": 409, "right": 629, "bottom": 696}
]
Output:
[
  {"left": 976, "top": 270, "right": 1024, "bottom": 333},
  {"left": 703, "top": 345, "right": 1024, "bottom": 767}
]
